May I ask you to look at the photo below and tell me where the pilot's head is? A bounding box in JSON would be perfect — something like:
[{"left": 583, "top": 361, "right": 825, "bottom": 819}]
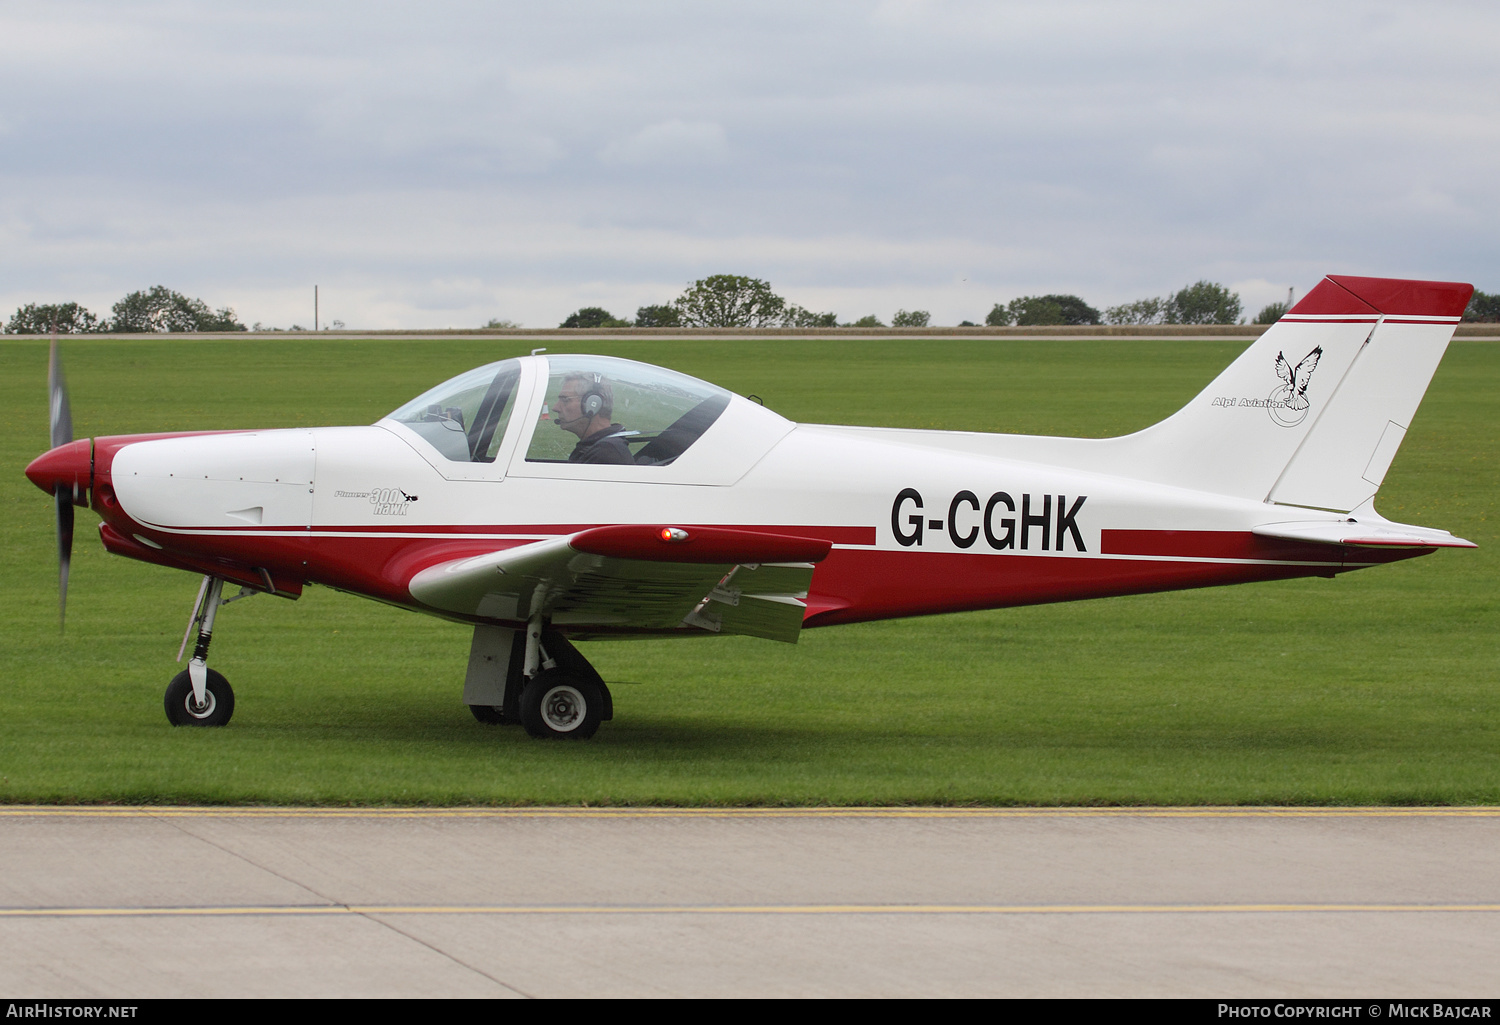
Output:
[{"left": 554, "top": 372, "right": 613, "bottom": 437}]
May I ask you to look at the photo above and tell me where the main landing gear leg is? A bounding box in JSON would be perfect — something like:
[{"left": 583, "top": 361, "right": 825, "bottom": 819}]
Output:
[
  {"left": 466, "top": 618, "right": 613, "bottom": 739},
  {"left": 164, "top": 575, "right": 244, "bottom": 727}
]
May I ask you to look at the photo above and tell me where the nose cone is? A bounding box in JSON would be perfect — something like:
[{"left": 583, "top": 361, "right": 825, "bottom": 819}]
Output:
[{"left": 26, "top": 438, "right": 92, "bottom": 498}]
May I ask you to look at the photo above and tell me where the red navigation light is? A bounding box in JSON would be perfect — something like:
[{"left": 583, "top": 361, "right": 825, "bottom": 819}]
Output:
[{"left": 660, "top": 527, "right": 689, "bottom": 543}]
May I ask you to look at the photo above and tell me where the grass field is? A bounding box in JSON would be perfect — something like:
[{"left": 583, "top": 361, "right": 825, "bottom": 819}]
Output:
[{"left": 1, "top": 335, "right": 1495, "bottom": 806}]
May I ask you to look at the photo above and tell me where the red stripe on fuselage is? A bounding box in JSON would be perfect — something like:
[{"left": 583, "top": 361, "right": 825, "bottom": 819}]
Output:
[
  {"left": 1104, "top": 529, "right": 1325, "bottom": 562},
  {"left": 98, "top": 511, "right": 1426, "bottom": 630},
  {"left": 308, "top": 522, "right": 878, "bottom": 544},
  {"left": 800, "top": 548, "right": 1339, "bottom": 627},
  {"left": 130, "top": 522, "right": 879, "bottom": 544}
]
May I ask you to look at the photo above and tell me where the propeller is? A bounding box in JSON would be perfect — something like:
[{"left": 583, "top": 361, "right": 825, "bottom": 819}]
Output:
[{"left": 48, "top": 331, "right": 74, "bottom": 630}]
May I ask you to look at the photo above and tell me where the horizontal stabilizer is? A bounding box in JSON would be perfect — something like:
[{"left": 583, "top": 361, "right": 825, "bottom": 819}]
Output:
[{"left": 1252, "top": 520, "right": 1475, "bottom": 549}]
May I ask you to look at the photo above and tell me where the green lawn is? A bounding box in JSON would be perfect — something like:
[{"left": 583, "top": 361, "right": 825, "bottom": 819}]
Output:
[{"left": 1, "top": 335, "right": 1495, "bottom": 805}]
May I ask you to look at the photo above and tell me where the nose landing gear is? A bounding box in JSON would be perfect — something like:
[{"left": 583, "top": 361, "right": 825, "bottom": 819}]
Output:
[{"left": 164, "top": 575, "right": 255, "bottom": 727}]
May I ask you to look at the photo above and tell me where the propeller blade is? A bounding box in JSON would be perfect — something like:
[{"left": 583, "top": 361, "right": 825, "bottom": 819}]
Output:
[
  {"left": 49, "top": 334, "right": 72, "bottom": 450},
  {"left": 57, "top": 490, "right": 74, "bottom": 631},
  {"left": 49, "top": 331, "right": 75, "bottom": 631}
]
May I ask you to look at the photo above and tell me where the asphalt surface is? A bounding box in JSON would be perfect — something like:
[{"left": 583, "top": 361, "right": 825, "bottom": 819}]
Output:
[{"left": 1, "top": 807, "right": 1497, "bottom": 998}]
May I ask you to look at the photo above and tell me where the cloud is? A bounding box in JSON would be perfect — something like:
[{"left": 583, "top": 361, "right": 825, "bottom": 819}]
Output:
[
  {"left": 599, "top": 120, "right": 729, "bottom": 168},
  {"left": 0, "top": 1, "right": 1496, "bottom": 329}
]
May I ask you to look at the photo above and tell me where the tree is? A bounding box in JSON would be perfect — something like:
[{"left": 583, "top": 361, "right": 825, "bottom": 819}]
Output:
[
  {"left": 984, "top": 303, "right": 1012, "bottom": 327},
  {"left": 1463, "top": 290, "right": 1500, "bottom": 322},
  {"left": 635, "top": 304, "right": 681, "bottom": 328},
  {"left": 1105, "top": 298, "right": 1167, "bottom": 325},
  {"left": 6, "top": 302, "right": 104, "bottom": 334},
  {"left": 1011, "top": 297, "right": 1065, "bottom": 325},
  {"left": 111, "top": 286, "right": 246, "bottom": 332},
  {"left": 782, "top": 305, "right": 838, "bottom": 328},
  {"left": 1253, "top": 301, "right": 1289, "bottom": 325},
  {"left": 1049, "top": 294, "right": 1101, "bottom": 325},
  {"left": 846, "top": 315, "right": 884, "bottom": 327},
  {"left": 891, "top": 309, "right": 931, "bottom": 327},
  {"left": 1165, "top": 280, "right": 1242, "bottom": 325},
  {"left": 483, "top": 317, "right": 521, "bottom": 329},
  {"left": 203, "top": 306, "right": 245, "bottom": 331},
  {"left": 997, "top": 294, "right": 1101, "bottom": 326},
  {"left": 559, "top": 307, "right": 630, "bottom": 328},
  {"left": 672, "top": 275, "right": 786, "bottom": 328}
]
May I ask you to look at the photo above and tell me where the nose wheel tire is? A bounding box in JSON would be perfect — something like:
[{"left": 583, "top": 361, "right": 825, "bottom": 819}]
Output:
[
  {"left": 164, "top": 669, "right": 235, "bottom": 727},
  {"left": 519, "top": 674, "right": 602, "bottom": 740}
]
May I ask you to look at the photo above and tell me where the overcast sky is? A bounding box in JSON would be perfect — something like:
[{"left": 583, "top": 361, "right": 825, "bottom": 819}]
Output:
[{"left": 2, "top": 0, "right": 1496, "bottom": 328}]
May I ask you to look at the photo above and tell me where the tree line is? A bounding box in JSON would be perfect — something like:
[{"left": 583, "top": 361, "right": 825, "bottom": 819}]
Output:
[
  {"left": 556, "top": 276, "right": 1289, "bottom": 330},
  {"left": 4, "top": 286, "right": 246, "bottom": 334},
  {"left": 11, "top": 278, "right": 1497, "bottom": 333},
  {"left": 554, "top": 274, "right": 922, "bottom": 329}
]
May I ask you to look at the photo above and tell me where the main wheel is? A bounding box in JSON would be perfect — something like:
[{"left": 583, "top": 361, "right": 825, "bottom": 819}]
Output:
[
  {"left": 519, "top": 673, "right": 603, "bottom": 740},
  {"left": 164, "top": 668, "right": 235, "bottom": 727}
]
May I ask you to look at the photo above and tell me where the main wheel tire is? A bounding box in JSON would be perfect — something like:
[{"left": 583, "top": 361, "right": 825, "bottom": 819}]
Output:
[
  {"left": 519, "top": 673, "right": 603, "bottom": 740},
  {"left": 468, "top": 703, "right": 509, "bottom": 725},
  {"left": 164, "top": 668, "right": 235, "bottom": 727}
]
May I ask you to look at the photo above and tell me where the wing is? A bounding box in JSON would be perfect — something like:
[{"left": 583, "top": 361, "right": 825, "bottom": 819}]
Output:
[{"left": 407, "top": 524, "right": 832, "bottom": 643}]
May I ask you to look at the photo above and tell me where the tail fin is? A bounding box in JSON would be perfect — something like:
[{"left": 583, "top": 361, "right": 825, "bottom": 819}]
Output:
[{"left": 1121, "top": 275, "right": 1472, "bottom": 511}]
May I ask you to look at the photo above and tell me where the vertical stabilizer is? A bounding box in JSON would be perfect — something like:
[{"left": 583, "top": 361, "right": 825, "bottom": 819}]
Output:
[
  {"left": 1114, "top": 276, "right": 1470, "bottom": 509},
  {"left": 1267, "top": 276, "right": 1470, "bottom": 511}
]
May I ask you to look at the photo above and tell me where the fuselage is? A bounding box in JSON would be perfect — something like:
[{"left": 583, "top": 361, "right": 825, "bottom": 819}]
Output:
[{"left": 34, "top": 371, "right": 1420, "bottom": 636}]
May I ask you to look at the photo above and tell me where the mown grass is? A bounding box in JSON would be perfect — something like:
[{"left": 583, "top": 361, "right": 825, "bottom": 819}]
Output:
[{"left": 0, "top": 335, "right": 1495, "bottom": 805}]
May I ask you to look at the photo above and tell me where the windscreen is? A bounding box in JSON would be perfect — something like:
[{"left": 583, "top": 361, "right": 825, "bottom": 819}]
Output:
[{"left": 386, "top": 359, "right": 521, "bottom": 463}]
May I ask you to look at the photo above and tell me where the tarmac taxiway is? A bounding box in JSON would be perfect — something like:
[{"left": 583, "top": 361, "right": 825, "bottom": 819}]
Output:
[{"left": 1, "top": 806, "right": 1497, "bottom": 998}]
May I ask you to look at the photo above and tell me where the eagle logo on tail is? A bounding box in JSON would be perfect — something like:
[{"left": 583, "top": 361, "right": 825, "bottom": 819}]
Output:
[{"left": 1268, "top": 345, "right": 1322, "bottom": 427}]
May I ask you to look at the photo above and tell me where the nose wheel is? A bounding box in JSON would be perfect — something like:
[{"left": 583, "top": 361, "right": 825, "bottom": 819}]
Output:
[{"left": 164, "top": 668, "right": 235, "bottom": 726}]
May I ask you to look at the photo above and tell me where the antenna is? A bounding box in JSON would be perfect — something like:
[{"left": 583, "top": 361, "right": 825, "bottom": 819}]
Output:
[{"left": 315, "top": 285, "right": 319, "bottom": 332}]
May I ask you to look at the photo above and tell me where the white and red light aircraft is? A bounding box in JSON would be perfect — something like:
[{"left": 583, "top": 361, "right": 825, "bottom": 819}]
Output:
[{"left": 26, "top": 274, "right": 1476, "bottom": 739}]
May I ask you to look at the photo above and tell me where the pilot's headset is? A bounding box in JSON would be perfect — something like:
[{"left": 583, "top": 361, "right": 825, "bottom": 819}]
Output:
[{"left": 580, "top": 373, "right": 611, "bottom": 419}]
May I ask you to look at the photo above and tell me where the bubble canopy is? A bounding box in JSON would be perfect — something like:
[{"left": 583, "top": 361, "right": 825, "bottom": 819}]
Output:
[{"left": 385, "top": 355, "right": 734, "bottom": 467}]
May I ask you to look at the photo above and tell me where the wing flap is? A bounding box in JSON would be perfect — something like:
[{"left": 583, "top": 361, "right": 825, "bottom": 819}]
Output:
[
  {"left": 407, "top": 526, "right": 826, "bottom": 642},
  {"left": 681, "top": 562, "right": 817, "bottom": 644}
]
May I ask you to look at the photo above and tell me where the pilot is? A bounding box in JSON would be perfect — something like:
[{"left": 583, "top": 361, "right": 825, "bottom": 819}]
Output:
[{"left": 553, "top": 372, "right": 634, "bottom": 464}]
